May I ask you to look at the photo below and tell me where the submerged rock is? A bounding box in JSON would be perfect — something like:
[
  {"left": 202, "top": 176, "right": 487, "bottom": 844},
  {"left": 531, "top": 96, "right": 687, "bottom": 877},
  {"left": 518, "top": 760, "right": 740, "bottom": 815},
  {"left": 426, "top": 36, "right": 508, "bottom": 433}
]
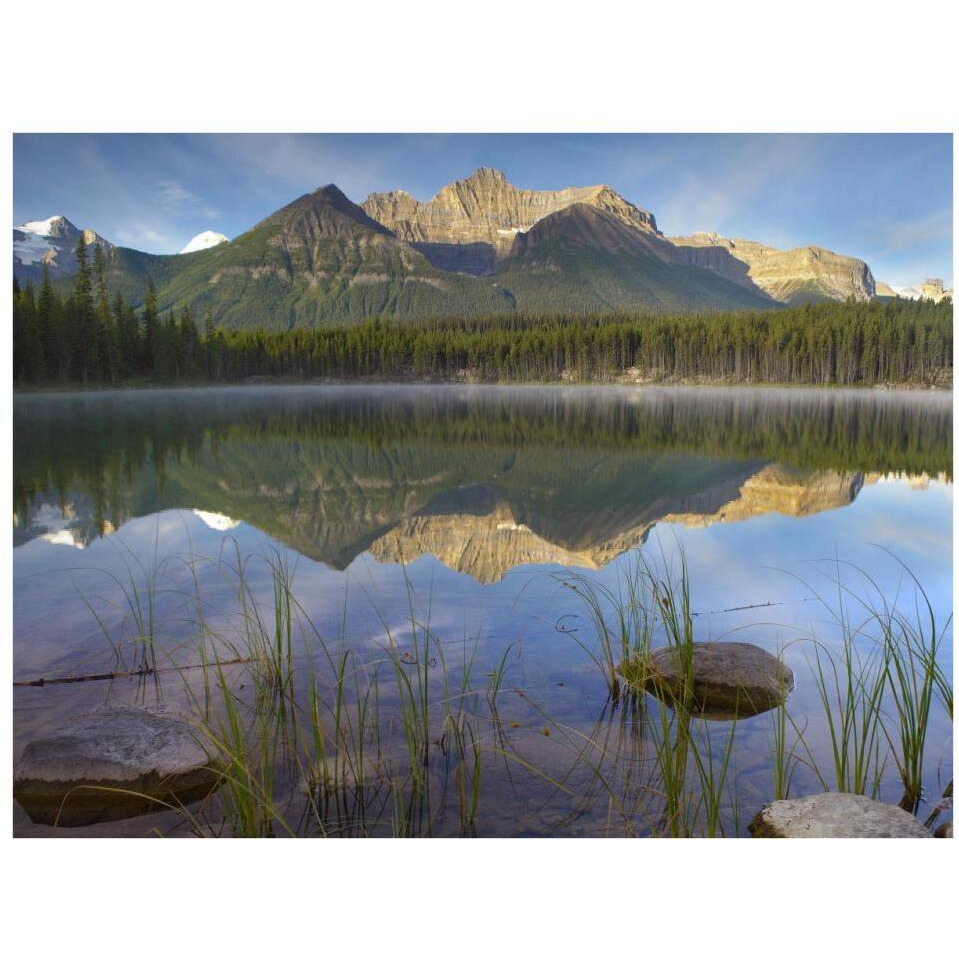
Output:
[
  {"left": 934, "top": 821, "right": 953, "bottom": 839},
  {"left": 14, "top": 706, "right": 221, "bottom": 827},
  {"left": 749, "top": 793, "right": 933, "bottom": 838},
  {"left": 635, "top": 641, "right": 793, "bottom": 718},
  {"left": 304, "top": 755, "right": 388, "bottom": 795}
]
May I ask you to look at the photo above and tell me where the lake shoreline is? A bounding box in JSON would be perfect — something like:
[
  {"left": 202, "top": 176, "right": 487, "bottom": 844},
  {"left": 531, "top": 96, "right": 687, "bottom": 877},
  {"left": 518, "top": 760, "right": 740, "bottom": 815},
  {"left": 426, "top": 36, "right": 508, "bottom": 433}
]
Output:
[{"left": 12, "top": 374, "right": 953, "bottom": 396}]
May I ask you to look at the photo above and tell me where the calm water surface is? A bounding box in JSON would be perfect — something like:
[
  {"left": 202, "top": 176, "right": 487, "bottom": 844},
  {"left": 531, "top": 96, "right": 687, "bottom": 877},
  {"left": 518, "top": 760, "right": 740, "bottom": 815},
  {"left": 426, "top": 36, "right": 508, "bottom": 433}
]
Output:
[{"left": 12, "top": 385, "right": 954, "bottom": 836}]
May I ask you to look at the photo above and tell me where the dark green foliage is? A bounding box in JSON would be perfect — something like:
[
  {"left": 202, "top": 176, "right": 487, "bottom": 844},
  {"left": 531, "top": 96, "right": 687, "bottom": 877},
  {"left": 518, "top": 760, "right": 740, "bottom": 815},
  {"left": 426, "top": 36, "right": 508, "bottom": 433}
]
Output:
[
  {"left": 68, "top": 235, "right": 97, "bottom": 383},
  {"left": 496, "top": 238, "right": 773, "bottom": 313},
  {"left": 11, "top": 264, "right": 953, "bottom": 389}
]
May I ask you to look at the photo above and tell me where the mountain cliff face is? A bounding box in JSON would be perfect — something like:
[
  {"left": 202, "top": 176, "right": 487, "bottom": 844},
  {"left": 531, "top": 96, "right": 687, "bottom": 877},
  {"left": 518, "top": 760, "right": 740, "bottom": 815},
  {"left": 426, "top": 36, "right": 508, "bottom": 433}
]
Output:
[
  {"left": 670, "top": 232, "right": 876, "bottom": 304},
  {"left": 362, "top": 167, "right": 660, "bottom": 274}
]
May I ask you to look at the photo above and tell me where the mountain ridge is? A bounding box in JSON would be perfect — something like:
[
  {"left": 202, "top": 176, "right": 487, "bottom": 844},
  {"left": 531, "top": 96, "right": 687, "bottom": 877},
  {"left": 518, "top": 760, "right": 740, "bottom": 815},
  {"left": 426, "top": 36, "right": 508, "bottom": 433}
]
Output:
[
  {"left": 16, "top": 168, "right": 943, "bottom": 325},
  {"left": 670, "top": 231, "right": 877, "bottom": 303}
]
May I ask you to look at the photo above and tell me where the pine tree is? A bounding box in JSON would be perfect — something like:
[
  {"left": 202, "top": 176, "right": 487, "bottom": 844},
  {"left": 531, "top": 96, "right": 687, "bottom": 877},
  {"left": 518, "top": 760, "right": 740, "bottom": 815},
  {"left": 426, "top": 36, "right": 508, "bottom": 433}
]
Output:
[
  {"left": 93, "top": 243, "right": 119, "bottom": 382},
  {"left": 142, "top": 278, "right": 159, "bottom": 375},
  {"left": 70, "top": 235, "right": 97, "bottom": 383},
  {"left": 36, "top": 264, "right": 63, "bottom": 380}
]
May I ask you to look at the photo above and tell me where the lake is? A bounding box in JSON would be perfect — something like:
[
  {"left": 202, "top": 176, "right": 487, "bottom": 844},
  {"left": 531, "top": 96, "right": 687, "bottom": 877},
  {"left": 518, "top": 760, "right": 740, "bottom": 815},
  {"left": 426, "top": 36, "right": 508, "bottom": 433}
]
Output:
[{"left": 12, "top": 385, "right": 954, "bottom": 836}]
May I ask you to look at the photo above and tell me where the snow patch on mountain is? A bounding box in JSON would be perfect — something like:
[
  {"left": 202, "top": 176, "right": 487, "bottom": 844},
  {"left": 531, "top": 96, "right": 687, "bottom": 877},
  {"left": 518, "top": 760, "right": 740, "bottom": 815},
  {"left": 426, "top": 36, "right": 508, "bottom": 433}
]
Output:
[
  {"left": 13, "top": 232, "right": 56, "bottom": 265},
  {"left": 14, "top": 215, "right": 72, "bottom": 265},
  {"left": 19, "top": 215, "right": 65, "bottom": 237},
  {"left": 180, "top": 231, "right": 229, "bottom": 254}
]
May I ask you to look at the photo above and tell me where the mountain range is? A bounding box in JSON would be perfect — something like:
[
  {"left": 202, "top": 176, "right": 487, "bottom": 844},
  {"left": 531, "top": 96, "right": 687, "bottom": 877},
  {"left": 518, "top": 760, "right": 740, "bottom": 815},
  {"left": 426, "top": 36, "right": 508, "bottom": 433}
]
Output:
[{"left": 12, "top": 168, "right": 951, "bottom": 327}]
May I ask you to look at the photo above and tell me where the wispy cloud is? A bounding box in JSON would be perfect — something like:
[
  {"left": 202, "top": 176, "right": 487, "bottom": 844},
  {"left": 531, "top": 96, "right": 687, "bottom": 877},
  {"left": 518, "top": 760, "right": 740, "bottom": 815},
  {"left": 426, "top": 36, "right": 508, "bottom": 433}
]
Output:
[
  {"left": 872, "top": 208, "right": 952, "bottom": 256},
  {"left": 198, "top": 134, "right": 394, "bottom": 203},
  {"left": 646, "top": 135, "right": 827, "bottom": 242},
  {"left": 114, "top": 222, "right": 171, "bottom": 247},
  {"left": 157, "top": 180, "right": 220, "bottom": 219}
]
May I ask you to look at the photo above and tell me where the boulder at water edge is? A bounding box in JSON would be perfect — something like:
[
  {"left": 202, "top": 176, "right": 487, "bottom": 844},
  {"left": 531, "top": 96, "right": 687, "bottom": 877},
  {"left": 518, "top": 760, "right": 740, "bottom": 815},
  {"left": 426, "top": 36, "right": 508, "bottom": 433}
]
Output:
[
  {"left": 749, "top": 793, "right": 933, "bottom": 838},
  {"left": 14, "top": 706, "right": 221, "bottom": 827},
  {"left": 638, "top": 641, "right": 793, "bottom": 718}
]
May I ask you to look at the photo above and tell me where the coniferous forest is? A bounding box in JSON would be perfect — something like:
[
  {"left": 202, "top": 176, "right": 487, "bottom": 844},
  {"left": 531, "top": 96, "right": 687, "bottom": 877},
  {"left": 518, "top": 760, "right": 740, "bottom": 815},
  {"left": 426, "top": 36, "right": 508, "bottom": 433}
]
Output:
[{"left": 13, "top": 237, "right": 953, "bottom": 388}]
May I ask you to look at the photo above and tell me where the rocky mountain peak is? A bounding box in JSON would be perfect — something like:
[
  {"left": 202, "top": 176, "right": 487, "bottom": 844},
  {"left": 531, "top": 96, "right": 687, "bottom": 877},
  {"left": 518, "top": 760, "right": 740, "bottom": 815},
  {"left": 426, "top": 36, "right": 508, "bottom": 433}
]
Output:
[
  {"left": 362, "top": 169, "right": 661, "bottom": 261},
  {"left": 312, "top": 183, "right": 350, "bottom": 202},
  {"left": 256, "top": 184, "right": 394, "bottom": 240},
  {"left": 18, "top": 214, "right": 70, "bottom": 237},
  {"left": 13, "top": 214, "right": 112, "bottom": 281},
  {"left": 463, "top": 166, "right": 508, "bottom": 184}
]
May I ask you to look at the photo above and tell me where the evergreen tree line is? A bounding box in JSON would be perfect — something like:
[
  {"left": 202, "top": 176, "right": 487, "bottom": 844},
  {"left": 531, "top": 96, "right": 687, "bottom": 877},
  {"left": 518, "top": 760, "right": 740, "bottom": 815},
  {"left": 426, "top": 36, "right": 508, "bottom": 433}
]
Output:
[
  {"left": 13, "top": 236, "right": 220, "bottom": 385},
  {"left": 13, "top": 236, "right": 953, "bottom": 387}
]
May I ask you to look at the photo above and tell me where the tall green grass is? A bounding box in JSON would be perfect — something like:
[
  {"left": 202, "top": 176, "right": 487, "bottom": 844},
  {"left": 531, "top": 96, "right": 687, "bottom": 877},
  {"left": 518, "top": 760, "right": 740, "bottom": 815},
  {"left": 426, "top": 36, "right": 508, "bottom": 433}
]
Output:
[{"left": 67, "top": 533, "right": 950, "bottom": 838}]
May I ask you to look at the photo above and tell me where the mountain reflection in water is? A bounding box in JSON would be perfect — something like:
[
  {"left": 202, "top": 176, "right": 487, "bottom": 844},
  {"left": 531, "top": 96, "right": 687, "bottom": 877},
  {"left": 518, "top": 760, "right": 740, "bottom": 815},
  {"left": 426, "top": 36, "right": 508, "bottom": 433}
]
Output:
[{"left": 13, "top": 385, "right": 952, "bottom": 580}]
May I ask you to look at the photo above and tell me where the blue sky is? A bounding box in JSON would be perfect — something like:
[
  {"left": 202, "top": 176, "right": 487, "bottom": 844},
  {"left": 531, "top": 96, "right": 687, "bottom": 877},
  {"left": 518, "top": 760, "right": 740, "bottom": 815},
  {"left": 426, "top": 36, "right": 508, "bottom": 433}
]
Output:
[{"left": 13, "top": 133, "right": 953, "bottom": 287}]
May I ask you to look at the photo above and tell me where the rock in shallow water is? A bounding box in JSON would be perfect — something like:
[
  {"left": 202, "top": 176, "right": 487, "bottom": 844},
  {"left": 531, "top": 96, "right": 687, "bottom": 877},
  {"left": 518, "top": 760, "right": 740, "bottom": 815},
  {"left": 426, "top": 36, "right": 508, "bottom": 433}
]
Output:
[
  {"left": 14, "top": 706, "right": 221, "bottom": 827},
  {"left": 749, "top": 793, "right": 933, "bottom": 838},
  {"left": 636, "top": 641, "right": 793, "bottom": 718}
]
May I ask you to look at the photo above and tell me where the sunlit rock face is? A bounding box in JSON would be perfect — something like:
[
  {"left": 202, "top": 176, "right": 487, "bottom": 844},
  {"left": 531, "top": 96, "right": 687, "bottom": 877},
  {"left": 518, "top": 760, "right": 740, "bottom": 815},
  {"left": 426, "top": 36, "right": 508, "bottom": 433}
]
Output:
[
  {"left": 669, "top": 232, "right": 876, "bottom": 304},
  {"left": 662, "top": 466, "right": 864, "bottom": 528},
  {"left": 917, "top": 279, "right": 952, "bottom": 302},
  {"left": 888, "top": 278, "right": 953, "bottom": 303},
  {"left": 362, "top": 167, "right": 660, "bottom": 272}
]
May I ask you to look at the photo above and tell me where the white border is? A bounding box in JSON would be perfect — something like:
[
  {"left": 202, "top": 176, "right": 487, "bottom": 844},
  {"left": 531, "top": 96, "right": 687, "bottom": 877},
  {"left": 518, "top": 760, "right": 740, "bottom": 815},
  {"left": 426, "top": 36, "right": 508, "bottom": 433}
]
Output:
[{"left": 2, "top": 1, "right": 957, "bottom": 955}]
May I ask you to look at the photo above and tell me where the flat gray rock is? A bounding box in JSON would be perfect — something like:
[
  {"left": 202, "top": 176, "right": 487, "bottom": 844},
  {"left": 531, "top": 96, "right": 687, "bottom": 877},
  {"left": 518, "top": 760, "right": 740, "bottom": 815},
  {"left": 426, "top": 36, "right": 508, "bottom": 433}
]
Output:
[
  {"left": 750, "top": 792, "right": 933, "bottom": 838},
  {"left": 639, "top": 641, "right": 793, "bottom": 718},
  {"left": 15, "top": 706, "right": 220, "bottom": 827}
]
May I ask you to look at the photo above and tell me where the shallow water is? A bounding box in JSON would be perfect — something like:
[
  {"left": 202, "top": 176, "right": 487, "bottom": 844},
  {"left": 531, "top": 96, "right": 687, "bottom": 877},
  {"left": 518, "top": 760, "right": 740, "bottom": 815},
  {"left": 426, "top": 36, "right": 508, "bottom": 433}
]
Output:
[{"left": 12, "top": 385, "right": 954, "bottom": 836}]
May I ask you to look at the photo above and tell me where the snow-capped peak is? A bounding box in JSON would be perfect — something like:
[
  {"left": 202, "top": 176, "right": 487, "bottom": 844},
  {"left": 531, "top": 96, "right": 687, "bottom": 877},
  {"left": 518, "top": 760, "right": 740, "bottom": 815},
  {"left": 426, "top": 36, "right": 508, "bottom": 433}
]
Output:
[
  {"left": 17, "top": 215, "right": 68, "bottom": 237},
  {"left": 180, "top": 230, "right": 229, "bottom": 254}
]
